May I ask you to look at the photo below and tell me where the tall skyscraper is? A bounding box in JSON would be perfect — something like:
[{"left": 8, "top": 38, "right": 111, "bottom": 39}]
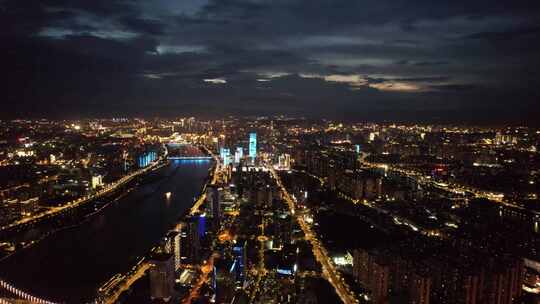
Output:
[
  {"left": 232, "top": 239, "right": 247, "bottom": 284},
  {"left": 222, "top": 148, "right": 231, "bottom": 166},
  {"left": 164, "top": 230, "right": 181, "bottom": 272},
  {"left": 249, "top": 132, "right": 257, "bottom": 160},
  {"left": 234, "top": 147, "right": 243, "bottom": 164},
  {"left": 206, "top": 185, "right": 220, "bottom": 226},
  {"left": 149, "top": 253, "right": 175, "bottom": 302},
  {"left": 180, "top": 217, "right": 201, "bottom": 265},
  {"left": 278, "top": 153, "right": 291, "bottom": 170},
  {"left": 220, "top": 147, "right": 226, "bottom": 160},
  {"left": 220, "top": 147, "right": 231, "bottom": 166}
]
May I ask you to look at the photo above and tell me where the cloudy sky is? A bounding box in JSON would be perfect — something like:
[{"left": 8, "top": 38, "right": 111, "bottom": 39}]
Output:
[{"left": 2, "top": 0, "right": 540, "bottom": 123}]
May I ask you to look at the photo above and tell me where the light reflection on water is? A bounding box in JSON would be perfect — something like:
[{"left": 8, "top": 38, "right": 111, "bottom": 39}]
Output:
[{"left": 0, "top": 160, "right": 212, "bottom": 303}]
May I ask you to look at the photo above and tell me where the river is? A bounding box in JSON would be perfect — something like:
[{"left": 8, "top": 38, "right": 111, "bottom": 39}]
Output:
[{"left": 0, "top": 159, "right": 212, "bottom": 303}]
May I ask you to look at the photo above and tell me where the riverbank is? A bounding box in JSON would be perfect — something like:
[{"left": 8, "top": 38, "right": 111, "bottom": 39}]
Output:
[
  {"left": 0, "top": 159, "right": 212, "bottom": 303},
  {"left": 96, "top": 157, "right": 218, "bottom": 303},
  {"left": 0, "top": 159, "right": 168, "bottom": 235},
  {"left": 0, "top": 160, "right": 169, "bottom": 261}
]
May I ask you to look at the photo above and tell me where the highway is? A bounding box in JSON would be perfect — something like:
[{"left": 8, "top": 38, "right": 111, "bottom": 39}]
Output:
[{"left": 268, "top": 165, "right": 358, "bottom": 304}]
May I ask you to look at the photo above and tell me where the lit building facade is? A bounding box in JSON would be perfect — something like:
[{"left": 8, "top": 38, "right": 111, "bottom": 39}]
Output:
[
  {"left": 206, "top": 185, "right": 220, "bottom": 226},
  {"left": 249, "top": 132, "right": 257, "bottom": 160},
  {"left": 138, "top": 151, "right": 157, "bottom": 168},
  {"left": 232, "top": 239, "right": 247, "bottom": 285},
  {"left": 149, "top": 253, "right": 175, "bottom": 302},
  {"left": 164, "top": 230, "right": 181, "bottom": 272},
  {"left": 234, "top": 147, "right": 243, "bottom": 164},
  {"left": 180, "top": 217, "right": 201, "bottom": 265}
]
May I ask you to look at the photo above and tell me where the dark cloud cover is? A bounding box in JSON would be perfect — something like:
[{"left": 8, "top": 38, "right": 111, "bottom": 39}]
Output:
[{"left": 1, "top": 0, "right": 540, "bottom": 123}]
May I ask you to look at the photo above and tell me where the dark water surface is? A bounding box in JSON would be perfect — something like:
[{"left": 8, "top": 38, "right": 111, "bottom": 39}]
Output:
[{"left": 0, "top": 159, "right": 211, "bottom": 303}]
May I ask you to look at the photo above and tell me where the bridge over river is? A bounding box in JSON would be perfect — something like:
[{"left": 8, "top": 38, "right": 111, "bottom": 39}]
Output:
[{"left": 165, "top": 143, "right": 213, "bottom": 160}]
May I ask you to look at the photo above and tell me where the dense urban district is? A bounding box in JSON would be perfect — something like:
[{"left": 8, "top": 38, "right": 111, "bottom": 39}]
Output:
[{"left": 0, "top": 117, "right": 539, "bottom": 304}]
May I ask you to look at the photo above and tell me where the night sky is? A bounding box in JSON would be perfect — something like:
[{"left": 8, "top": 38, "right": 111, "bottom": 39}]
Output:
[{"left": 2, "top": 0, "right": 540, "bottom": 123}]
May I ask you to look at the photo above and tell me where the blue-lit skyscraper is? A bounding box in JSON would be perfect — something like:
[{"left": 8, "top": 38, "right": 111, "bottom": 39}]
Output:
[
  {"left": 219, "top": 148, "right": 226, "bottom": 160},
  {"left": 232, "top": 239, "right": 247, "bottom": 284},
  {"left": 220, "top": 148, "right": 232, "bottom": 166},
  {"left": 249, "top": 132, "right": 257, "bottom": 160},
  {"left": 198, "top": 214, "right": 206, "bottom": 238},
  {"left": 223, "top": 148, "right": 231, "bottom": 166}
]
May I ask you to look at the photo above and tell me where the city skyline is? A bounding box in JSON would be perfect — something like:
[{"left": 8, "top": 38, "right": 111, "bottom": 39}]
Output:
[
  {"left": 0, "top": 117, "right": 538, "bottom": 303},
  {"left": 2, "top": 1, "right": 540, "bottom": 303}
]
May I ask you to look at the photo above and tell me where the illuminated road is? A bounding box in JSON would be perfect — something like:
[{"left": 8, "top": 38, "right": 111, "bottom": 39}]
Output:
[
  {"left": 189, "top": 150, "right": 220, "bottom": 216},
  {"left": 250, "top": 218, "right": 268, "bottom": 302},
  {"left": 363, "top": 162, "right": 537, "bottom": 213},
  {"left": 101, "top": 146, "right": 218, "bottom": 304},
  {"left": 100, "top": 149, "right": 218, "bottom": 304},
  {"left": 0, "top": 159, "right": 212, "bottom": 303},
  {"left": 99, "top": 260, "right": 150, "bottom": 304},
  {"left": 182, "top": 150, "right": 221, "bottom": 303},
  {"left": 182, "top": 253, "right": 218, "bottom": 304},
  {"left": 268, "top": 166, "right": 358, "bottom": 304},
  {"left": 0, "top": 160, "right": 166, "bottom": 232},
  {"left": 297, "top": 168, "right": 414, "bottom": 235}
]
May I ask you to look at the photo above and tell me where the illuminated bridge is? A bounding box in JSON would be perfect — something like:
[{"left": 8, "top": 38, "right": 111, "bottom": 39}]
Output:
[
  {"left": 168, "top": 156, "right": 212, "bottom": 160},
  {"left": 0, "top": 278, "right": 58, "bottom": 304},
  {"left": 165, "top": 143, "right": 212, "bottom": 160}
]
